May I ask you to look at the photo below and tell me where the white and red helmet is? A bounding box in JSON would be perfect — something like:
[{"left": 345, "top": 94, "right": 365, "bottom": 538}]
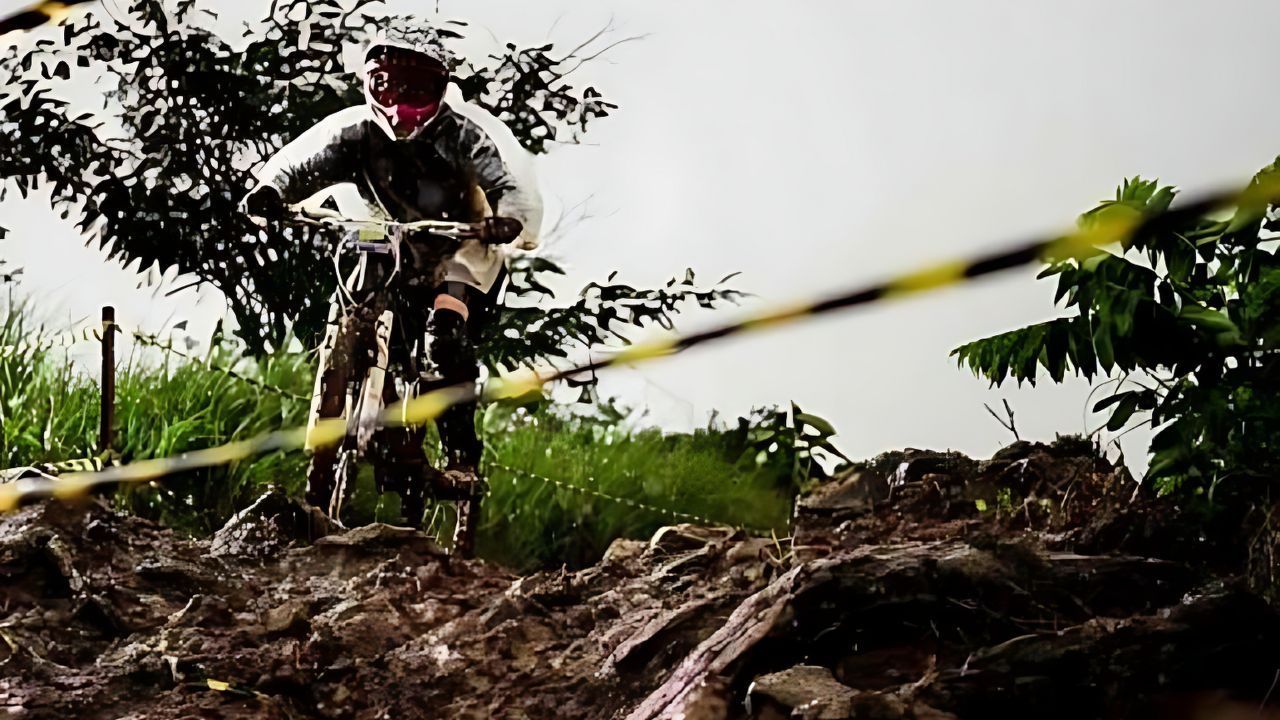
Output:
[{"left": 363, "top": 26, "right": 458, "bottom": 141}]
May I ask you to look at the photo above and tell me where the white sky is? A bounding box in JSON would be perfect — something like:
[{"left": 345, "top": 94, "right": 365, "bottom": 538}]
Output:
[{"left": 4, "top": 0, "right": 1280, "bottom": 471}]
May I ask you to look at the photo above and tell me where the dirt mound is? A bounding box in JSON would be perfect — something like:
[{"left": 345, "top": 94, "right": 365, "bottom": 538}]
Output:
[{"left": 2, "top": 440, "right": 1278, "bottom": 719}]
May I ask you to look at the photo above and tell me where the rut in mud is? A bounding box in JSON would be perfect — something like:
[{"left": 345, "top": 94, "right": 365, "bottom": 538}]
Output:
[{"left": 2, "top": 438, "right": 1278, "bottom": 719}]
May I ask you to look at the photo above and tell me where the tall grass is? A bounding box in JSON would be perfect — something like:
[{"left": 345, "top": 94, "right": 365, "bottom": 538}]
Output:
[
  {"left": 479, "top": 408, "right": 792, "bottom": 569},
  {"left": 0, "top": 296, "right": 312, "bottom": 533},
  {"left": 0, "top": 298, "right": 793, "bottom": 568},
  {"left": 0, "top": 299, "right": 101, "bottom": 466}
]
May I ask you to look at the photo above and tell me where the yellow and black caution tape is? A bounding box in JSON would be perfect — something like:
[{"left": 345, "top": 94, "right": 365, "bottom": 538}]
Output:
[
  {"left": 0, "top": 455, "right": 111, "bottom": 483},
  {"left": 485, "top": 460, "right": 767, "bottom": 532},
  {"left": 2, "top": 177, "right": 1278, "bottom": 513},
  {"left": 0, "top": 0, "right": 94, "bottom": 37},
  {"left": 0, "top": 421, "right": 319, "bottom": 510}
]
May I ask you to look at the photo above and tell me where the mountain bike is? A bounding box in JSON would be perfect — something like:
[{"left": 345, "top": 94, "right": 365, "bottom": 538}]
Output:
[{"left": 293, "top": 207, "right": 512, "bottom": 556}]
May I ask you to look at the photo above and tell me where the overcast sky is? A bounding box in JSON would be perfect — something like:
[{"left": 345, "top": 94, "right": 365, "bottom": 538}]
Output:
[{"left": 4, "top": 0, "right": 1280, "bottom": 471}]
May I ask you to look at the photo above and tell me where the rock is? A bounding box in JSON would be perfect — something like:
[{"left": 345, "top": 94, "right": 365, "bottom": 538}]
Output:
[
  {"left": 312, "top": 522, "right": 444, "bottom": 556},
  {"left": 209, "top": 489, "right": 329, "bottom": 558},
  {"left": 796, "top": 471, "right": 889, "bottom": 519},
  {"left": 648, "top": 524, "right": 739, "bottom": 555},
  {"left": 262, "top": 598, "right": 310, "bottom": 635},
  {"left": 748, "top": 665, "right": 856, "bottom": 719},
  {"left": 677, "top": 676, "right": 731, "bottom": 720},
  {"left": 165, "top": 594, "right": 233, "bottom": 629},
  {"left": 917, "top": 589, "right": 1280, "bottom": 718},
  {"left": 602, "top": 538, "right": 647, "bottom": 565},
  {"left": 133, "top": 557, "right": 224, "bottom": 595},
  {"left": 882, "top": 450, "right": 977, "bottom": 489}
]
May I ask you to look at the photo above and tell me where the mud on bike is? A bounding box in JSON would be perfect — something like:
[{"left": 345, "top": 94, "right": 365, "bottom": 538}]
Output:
[{"left": 293, "top": 207, "right": 518, "bottom": 556}]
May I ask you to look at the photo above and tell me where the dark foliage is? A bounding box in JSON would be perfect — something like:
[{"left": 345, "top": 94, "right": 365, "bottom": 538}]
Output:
[
  {"left": 485, "top": 259, "right": 746, "bottom": 382},
  {"left": 1, "top": 0, "right": 737, "bottom": 371}
]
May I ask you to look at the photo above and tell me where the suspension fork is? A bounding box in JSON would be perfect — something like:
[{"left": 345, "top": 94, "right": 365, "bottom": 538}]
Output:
[{"left": 305, "top": 243, "right": 396, "bottom": 519}]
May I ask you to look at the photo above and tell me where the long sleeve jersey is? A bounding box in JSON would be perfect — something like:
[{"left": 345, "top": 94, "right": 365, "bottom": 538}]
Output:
[{"left": 255, "top": 100, "right": 541, "bottom": 292}]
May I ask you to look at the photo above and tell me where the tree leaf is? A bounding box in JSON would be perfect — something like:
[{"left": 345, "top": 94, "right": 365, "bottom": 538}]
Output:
[
  {"left": 1105, "top": 392, "right": 1141, "bottom": 432},
  {"left": 1092, "top": 391, "right": 1133, "bottom": 413},
  {"left": 1092, "top": 322, "right": 1115, "bottom": 372},
  {"left": 794, "top": 411, "right": 836, "bottom": 438},
  {"left": 1177, "top": 303, "right": 1239, "bottom": 334}
]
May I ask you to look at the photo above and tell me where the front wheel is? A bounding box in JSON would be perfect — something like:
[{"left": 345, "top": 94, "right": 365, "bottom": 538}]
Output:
[
  {"left": 304, "top": 373, "right": 348, "bottom": 512},
  {"left": 304, "top": 313, "right": 357, "bottom": 514}
]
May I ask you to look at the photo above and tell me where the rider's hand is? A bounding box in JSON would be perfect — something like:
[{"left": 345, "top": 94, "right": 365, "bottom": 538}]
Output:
[
  {"left": 479, "top": 216, "right": 524, "bottom": 246},
  {"left": 241, "top": 184, "right": 285, "bottom": 222}
]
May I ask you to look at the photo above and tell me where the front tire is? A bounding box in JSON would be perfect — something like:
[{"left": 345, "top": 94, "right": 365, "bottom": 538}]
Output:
[
  {"left": 305, "top": 371, "right": 348, "bottom": 511},
  {"left": 305, "top": 309, "right": 363, "bottom": 517}
]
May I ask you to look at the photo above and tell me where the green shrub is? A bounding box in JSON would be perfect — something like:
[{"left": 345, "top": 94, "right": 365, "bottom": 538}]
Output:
[{"left": 953, "top": 160, "right": 1280, "bottom": 495}]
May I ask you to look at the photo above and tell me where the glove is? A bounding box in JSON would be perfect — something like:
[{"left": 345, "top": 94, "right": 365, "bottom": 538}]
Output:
[
  {"left": 241, "top": 184, "right": 285, "bottom": 221},
  {"left": 479, "top": 216, "right": 524, "bottom": 246}
]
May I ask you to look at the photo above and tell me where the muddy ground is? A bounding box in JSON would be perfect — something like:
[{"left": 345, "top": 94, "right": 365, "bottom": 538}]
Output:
[{"left": 2, "top": 439, "right": 1279, "bottom": 719}]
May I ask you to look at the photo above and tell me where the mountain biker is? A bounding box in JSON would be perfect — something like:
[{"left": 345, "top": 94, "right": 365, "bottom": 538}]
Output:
[{"left": 240, "top": 25, "right": 540, "bottom": 537}]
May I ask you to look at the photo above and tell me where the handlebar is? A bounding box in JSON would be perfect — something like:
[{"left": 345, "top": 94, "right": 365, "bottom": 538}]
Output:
[{"left": 287, "top": 205, "right": 486, "bottom": 242}]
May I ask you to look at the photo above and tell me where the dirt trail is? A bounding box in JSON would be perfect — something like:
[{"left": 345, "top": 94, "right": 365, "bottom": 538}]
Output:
[{"left": 2, "top": 439, "right": 1278, "bottom": 719}]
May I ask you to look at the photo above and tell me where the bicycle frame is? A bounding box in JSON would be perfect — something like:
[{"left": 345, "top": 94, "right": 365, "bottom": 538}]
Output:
[{"left": 295, "top": 208, "right": 486, "bottom": 554}]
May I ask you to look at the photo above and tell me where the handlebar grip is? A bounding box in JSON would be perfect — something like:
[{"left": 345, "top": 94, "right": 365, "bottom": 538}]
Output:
[
  {"left": 243, "top": 185, "right": 285, "bottom": 220},
  {"left": 484, "top": 217, "right": 524, "bottom": 245}
]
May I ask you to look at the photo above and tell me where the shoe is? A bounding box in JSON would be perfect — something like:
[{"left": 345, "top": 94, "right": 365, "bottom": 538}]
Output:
[{"left": 435, "top": 466, "right": 488, "bottom": 500}]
